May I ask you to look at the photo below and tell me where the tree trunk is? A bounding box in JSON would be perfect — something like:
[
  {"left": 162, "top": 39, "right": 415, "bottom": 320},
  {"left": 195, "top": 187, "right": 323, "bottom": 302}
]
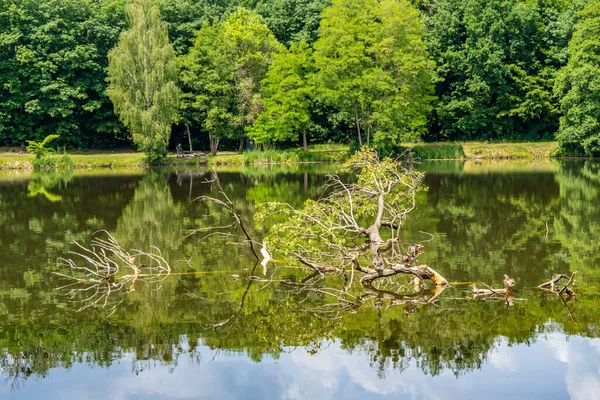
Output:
[
  {"left": 363, "top": 194, "right": 385, "bottom": 243},
  {"left": 186, "top": 125, "right": 193, "bottom": 151},
  {"left": 361, "top": 103, "right": 370, "bottom": 146},
  {"left": 238, "top": 136, "right": 245, "bottom": 153},
  {"left": 360, "top": 264, "right": 449, "bottom": 286},
  {"left": 209, "top": 132, "right": 219, "bottom": 156},
  {"left": 353, "top": 102, "right": 362, "bottom": 146},
  {"left": 302, "top": 128, "right": 308, "bottom": 151}
]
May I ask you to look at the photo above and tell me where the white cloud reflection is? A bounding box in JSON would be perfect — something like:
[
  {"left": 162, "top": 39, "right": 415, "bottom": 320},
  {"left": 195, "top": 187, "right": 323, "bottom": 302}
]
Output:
[{"left": 545, "top": 334, "right": 600, "bottom": 400}]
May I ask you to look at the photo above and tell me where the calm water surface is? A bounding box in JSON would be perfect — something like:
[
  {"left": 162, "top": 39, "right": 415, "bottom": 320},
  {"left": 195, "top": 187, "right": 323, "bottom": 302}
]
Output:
[{"left": 0, "top": 160, "right": 599, "bottom": 399}]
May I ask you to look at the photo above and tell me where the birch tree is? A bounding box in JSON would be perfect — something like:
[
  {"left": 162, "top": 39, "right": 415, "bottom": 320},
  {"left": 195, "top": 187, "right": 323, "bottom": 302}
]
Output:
[{"left": 107, "top": 0, "right": 179, "bottom": 164}]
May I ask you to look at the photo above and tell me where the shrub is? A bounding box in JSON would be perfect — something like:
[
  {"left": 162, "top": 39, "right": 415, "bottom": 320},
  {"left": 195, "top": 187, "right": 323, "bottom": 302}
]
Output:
[
  {"left": 26, "top": 134, "right": 60, "bottom": 158},
  {"left": 31, "top": 156, "right": 57, "bottom": 170}
]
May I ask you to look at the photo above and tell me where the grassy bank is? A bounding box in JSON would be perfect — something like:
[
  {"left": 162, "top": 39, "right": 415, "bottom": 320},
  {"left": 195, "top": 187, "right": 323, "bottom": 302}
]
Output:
[
  {"left": 0, "top": 142, "right": 564, "bottom": 170},
  {"left": 208, "top": 143, "right": 349, "bottom": 166},
  {"left": 403, "top": 141, "right": 558, "bottom": 160},
  {"left": 0, "top": 152, "right": 209, "bottom": 170}
]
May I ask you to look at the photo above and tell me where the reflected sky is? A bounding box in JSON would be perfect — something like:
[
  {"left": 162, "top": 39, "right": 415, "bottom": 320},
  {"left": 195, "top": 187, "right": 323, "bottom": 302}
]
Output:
[{"left": 3, "top": 333, "right": 598, "bottom": 400}]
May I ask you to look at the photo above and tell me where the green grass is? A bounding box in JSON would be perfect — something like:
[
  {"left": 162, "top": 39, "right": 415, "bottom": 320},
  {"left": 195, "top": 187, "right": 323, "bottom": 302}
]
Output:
[
  {"left": 207, "top": 144, "right": 351, "bottom": 166},
  {"left": 0, "top": 142, "right": 561, "bottom": 170},
  {"left": 462, "top": 142, "right": 557, "bottom": 159},
  {"left": 0, "top": 152, "right": 208, "bottom": 170},
  {"left": 400, "top": 142, "right": 558, "bottom": 160}
]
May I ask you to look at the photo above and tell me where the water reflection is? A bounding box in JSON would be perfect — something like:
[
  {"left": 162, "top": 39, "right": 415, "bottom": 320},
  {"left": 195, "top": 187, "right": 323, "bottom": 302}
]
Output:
[
  {"left": 0, "top": 161, "right": 599, "bottom": 398},
  {"left": 3, "top": 334, "right": 599, "bottom": 399}
]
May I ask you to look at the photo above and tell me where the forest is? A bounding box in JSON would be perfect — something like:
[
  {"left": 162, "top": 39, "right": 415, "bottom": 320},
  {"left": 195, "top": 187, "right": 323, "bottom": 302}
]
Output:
[{"left": 1, "top": 0, "right": 599, "bottom": 158}]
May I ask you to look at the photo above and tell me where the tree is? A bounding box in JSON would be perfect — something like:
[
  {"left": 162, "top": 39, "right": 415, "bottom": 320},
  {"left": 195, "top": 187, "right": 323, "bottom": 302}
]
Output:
[
  {"left": 107, "top": 0, "right": 179, "bottom": 164},
  {"left": 248, "top": 41, "right": 315, "bottom": 150},
  {"left": 179, "top": 8, "right": 279, "bottom": 155},
  {"left": 423, "top": 0, "right": 589, "bottom": 142},
  {"left": 250, "top": 0, "right": 331, "bottom": 46},
  {"left": 179, "top": 21, "right": 238, "bottom": 155},
  {"left": 554, "top": 2, "right": 600, "bottom": 156},
  {"left": 0, "top": 0, "right": 127, "bottom": 148},
  {"left": 222, "top": 8, "right": 281, "bottom": 150},
  {"left": 313, "top": 0, "right": 435, "bottom": 150}
]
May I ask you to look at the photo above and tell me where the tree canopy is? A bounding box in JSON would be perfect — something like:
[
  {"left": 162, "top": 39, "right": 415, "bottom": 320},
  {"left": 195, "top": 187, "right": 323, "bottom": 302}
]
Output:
[
  {"left": 179, "top": 7, "right": 279, "bottom": 154},
  {"left": 313, "top": 0, "right": 435, "bottom": 150},
  {"left": 0, "top": 0, "right": 599, "bottom": 154},
  {"left": 107, "top": 0, "right": 180, "bottom": 163},
  {"left": 248, "top": 41, "right": 315, "bottom": 149},
  {"left": 554, "top": 1, "right": 600, "bottom": 155}
]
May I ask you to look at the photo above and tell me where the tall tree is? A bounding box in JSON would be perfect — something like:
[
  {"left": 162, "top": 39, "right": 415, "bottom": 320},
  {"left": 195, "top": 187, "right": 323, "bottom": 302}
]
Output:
[
  {"left": 423, "top": 0, "right": 589, "bottom": 142},
  {"left": 313, "top": 0, "right": 435, "bottom": 150},
  {"left": 179, "top": 7, "right": 279, "bottom": 155},
  {"left": 107, "top": 0, "right": 179, "bottom": 163},
  {"left": 222, "top": 8, "right": 281, "bottom": 151},
  {"left": 248, "top": 41, "right": 315, "bottom": 150},
  {"left": 554, "top": 1, "right": 600, "bottom": 155},
  {"left": 0, "top": 0, "right": 127, "bottom": 147},
  {"left": 179, "top": 20, "right": 238, "bottom": 155}
]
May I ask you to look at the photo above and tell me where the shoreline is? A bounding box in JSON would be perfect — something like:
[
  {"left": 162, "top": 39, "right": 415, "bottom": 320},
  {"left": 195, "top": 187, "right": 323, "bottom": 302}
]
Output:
[{"left": 0, "top": 142, "right": 593, "bottom": 171}]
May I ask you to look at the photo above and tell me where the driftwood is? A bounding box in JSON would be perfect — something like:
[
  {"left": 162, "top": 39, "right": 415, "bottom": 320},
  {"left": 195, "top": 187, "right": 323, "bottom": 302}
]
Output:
[
  {"left": 538, "top": 272, "right": 577, "bottom": 297},
  {"left": 471, "top": 274, "right": 516, "bottom": 296},
  {"left": 293, "top": 244, "right": 449, "bottom": 287},
  {"left": 358, "top": 263, "right": 448, "bottom": 286}
]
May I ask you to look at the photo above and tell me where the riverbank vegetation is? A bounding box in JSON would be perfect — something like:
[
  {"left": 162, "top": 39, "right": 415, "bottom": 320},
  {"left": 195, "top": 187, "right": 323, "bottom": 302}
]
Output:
[
  {"left": 0, "top": 141, "right": 562, "bottom": 170},
  {"left": 0, "top": 0, "right": 599, "bottom": 160}
]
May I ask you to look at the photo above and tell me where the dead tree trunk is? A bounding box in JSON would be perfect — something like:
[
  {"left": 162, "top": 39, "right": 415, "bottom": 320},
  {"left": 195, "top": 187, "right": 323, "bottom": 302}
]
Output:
[
  {"left": 538, "top": 272, "right": 577, "bottom": 296},
  {"left": 359, "top": 263, "right": 448, "bottom": 286},
  {"left": 360, "top": 194, "right": 385, "bottom": 243}
]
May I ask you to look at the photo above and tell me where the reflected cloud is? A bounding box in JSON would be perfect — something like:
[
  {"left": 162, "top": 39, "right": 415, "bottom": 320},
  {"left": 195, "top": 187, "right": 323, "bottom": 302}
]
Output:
[
  {"left": 545, "top": 334, "right": 600, "bottom": 400},
  {"left": 488, "top": 339, "right": 519, "bottom": 372}
]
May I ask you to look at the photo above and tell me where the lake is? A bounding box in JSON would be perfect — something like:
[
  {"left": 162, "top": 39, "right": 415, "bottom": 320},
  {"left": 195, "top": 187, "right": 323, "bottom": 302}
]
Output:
[{"left": 0, "top": 160, "right": 599, "bottom": 399}]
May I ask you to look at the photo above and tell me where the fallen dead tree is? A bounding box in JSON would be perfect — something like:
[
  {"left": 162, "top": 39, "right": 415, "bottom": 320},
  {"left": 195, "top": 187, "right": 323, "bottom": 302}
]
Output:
[
  {"left": 54, "top": 230, "right": 171, "bottom": 315},
  {"left": 253, "top": 149, "right": 449, "bottom": 289},
  {"left": 538, "top": 272, "right": 577, "bottom": 296}
]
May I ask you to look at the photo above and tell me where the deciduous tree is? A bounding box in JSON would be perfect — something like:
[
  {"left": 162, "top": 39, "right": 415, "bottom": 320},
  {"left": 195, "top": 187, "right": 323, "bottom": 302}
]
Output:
[
  {"left": 179, "top": 8, "right": 279, "bottom": 154},
  {"left": 248, "top": 41, "right": 315, "bottom": 150},
  {"left": 313, "top": 0, "right": 435, "bottom": 150},
  {"left": 554, "top": 2, "right": 600, "bottom": 155},
  {"left": 107, "top": 0, "right": 179, "bottom": 163}
]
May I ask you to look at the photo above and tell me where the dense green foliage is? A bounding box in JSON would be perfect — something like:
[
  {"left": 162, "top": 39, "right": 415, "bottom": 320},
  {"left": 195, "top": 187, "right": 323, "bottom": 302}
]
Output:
[
  {"left": 423, "top": 0, "right": 591, "bottom": 142},
  {"left": 1, "top": 0, "right": 599, "bottom": 154},
  {"left": 179, "top": 8, "right": 279, "bottom": 154},
  {"left": 314, "top": 0, "right": 435, "bottom": 150},
  {"left": 554, "top": 1, "right": 600, "bottom": 155},
  {"left": 0, "top": 0, "right": 127, "bottom": 148},
  {"left": 107, "top": 0, "right": 180, "bottom": 163},
  {"left": 248, "top": 41, "right": 315, "bottom": 149}
]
